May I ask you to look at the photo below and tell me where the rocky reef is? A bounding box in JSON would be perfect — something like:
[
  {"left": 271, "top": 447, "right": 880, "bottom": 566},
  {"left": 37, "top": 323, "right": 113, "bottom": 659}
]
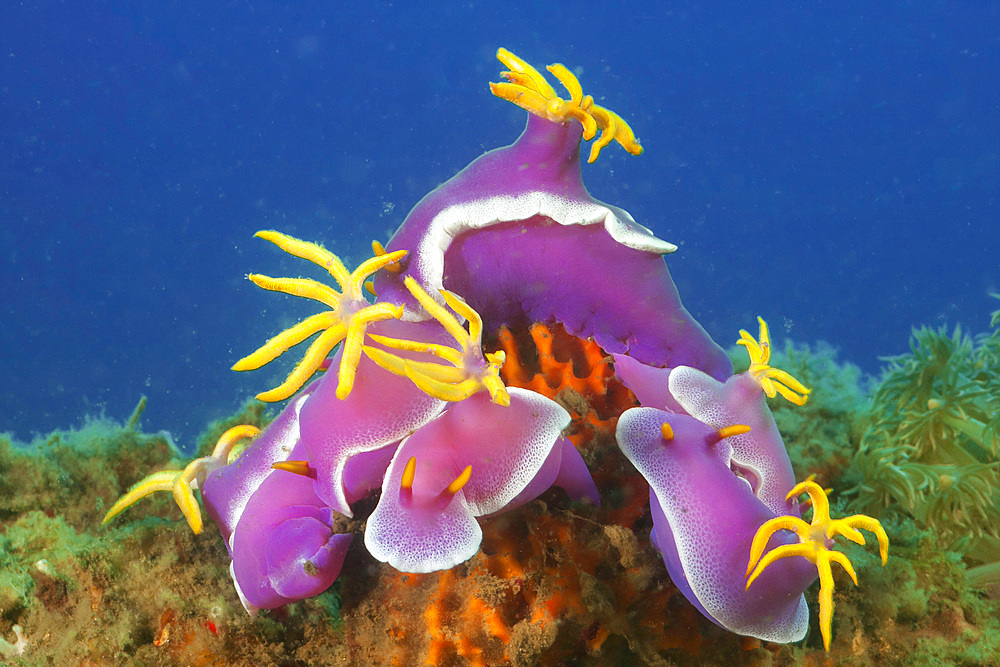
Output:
[{"left": 3, "top": 312, "right": 1000, "bottom": 665}]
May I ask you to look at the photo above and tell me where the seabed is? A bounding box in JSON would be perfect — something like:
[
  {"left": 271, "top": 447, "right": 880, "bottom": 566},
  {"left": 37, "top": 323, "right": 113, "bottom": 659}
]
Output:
[{"left": 2, "top": 316, "right": 1000, "bottom": 666}]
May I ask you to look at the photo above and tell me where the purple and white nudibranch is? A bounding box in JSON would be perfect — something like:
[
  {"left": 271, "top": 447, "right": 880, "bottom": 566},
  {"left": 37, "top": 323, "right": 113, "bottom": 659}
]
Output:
[{"left": 101, "top": 48, "right": 887, "bottom": 652}]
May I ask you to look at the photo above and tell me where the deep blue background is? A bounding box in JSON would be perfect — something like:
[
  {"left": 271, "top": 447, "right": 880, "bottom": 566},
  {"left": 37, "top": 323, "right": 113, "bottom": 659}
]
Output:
[{"left": 2, "top": 2, "right": 998, "bottom": 448}]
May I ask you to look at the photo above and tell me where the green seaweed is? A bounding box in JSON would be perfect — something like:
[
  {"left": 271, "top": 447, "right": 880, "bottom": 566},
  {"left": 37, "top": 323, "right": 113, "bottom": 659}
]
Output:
[
  {"left": 3, "top": 322, "right": 1000, "bottom": 663},
  {"left": 0, "top": 400, "right": 349, "bottom": 665},
  {"left": 848, "top": 296, "right": 1000, "bottom": 587}
]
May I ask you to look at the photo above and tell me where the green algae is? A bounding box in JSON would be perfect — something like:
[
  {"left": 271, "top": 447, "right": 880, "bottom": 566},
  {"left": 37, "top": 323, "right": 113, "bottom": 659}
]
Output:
[
  {"left": 2, "top": 321, "right": 999, "bottom": 664},
  {"left": 788, "top": 512, "right": 1000, "bottom": 666},
  {"left": 0, "top": 402, "right": 350, "bottom": 665},
  {"left": 848, "top": 298, "right": 1000, "bottom": 589}
]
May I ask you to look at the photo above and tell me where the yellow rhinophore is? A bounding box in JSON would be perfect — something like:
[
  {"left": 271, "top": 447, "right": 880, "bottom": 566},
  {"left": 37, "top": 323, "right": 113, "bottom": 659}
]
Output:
[
  {"left": 362, "top": 276, "right": 510, "bottom": 406},
  {"left": 738, "top": 316, "right": 812, "bottom": 405},
  {"left": 711, "top": 424, "right": 752, "bottom": 442},
  {"left": 398, "top": 455, "right": 473, "bottom": 507},
  {"left": 745, "top": 480, "right": 889, "bottom": 651},
  {"left": 102, "top": 425, "right": 259, "bottom": 534},
  {"left": 232, "top": 230, "right": 406, "bottom": 402},
  {"left": 489, "top": 47, "right": 643, "bottom": 164}
]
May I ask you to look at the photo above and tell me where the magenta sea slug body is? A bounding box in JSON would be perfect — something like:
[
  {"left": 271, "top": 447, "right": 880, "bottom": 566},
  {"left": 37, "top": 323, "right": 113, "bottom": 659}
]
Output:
[{"left": 103, "top": 47, "right": 888, "bottom": 652}]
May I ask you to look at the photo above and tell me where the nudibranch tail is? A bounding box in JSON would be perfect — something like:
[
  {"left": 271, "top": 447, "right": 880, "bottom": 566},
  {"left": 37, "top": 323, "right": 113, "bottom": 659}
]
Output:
[
  {"left": 738, "top": 316, "right": 812, "bottom": 405},
  {"left": 745, "top": 480, "right": 889, "bottom": 651},
  {"left": 232, "top": 230, "right": 406, "bottom": 402},
  {"left": 489, "top": 47, "right": 643, "bottom": 163},
  {"left": 362, "top": 276, "right": 510, "bottom": 406},
  {"left": 102, "top": 425, "right": 259, "bottom": 534}
]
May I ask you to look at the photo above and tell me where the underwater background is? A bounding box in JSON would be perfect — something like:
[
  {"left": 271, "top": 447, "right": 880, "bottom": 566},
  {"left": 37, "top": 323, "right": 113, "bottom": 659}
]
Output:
[
  {"left": 2, "top": 2, "right": 1000, "bottom": 665},
  {"left": 3, "top": 2, "right": 998, "bottom": 448}
]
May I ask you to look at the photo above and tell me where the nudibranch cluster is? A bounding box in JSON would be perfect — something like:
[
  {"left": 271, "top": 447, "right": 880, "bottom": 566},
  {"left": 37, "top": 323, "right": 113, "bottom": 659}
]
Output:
[{"left": 103, "top": 48, "right": 888, "bottom": 652}]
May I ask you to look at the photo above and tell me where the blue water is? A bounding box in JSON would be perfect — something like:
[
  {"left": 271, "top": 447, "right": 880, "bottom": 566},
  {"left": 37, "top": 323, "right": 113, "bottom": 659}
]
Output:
[{"left": 3, "top": 2, "right": 998, "bottom": 449}]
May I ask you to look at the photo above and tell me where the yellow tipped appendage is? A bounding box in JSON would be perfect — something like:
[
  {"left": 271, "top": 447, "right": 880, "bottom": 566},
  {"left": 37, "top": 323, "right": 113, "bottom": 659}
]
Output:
[
  {"left": 271, "top": 460, "right": 317, "bottom": 478},
  {"left": 661, "top": 422, "right": 749, "bottom": 445},
  {"left": 398, "top": 456, "right": 473, "bottom": 504},
  {"left": 102, "top": 425, "right": 259, "bottom": 534},
  {"left": 372, "top": 240, "right": 403, "bottom": 274},
  {"left": 489, "top": 47, "right": 644, "bottom": 164},
  {"left": 738, "top": 316, "right": 811, "bottom": 405},
  {"left": 715, "top": 424, "right": 752, "bottom": 440},
  {"left": 362, "top": 276, "right": 510, "bottom": 407},
  {"left": 745, "top": 480, "right": 889, "bottom": 652},
  {"left": 232, "top": 231, "right": 406, "bottom": 402},
  {"left": 445, "top": 465, "right": 473, "bottom": 496},
  {"left": 400, "top": 456, "right": 417, "bottom": 492}
]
